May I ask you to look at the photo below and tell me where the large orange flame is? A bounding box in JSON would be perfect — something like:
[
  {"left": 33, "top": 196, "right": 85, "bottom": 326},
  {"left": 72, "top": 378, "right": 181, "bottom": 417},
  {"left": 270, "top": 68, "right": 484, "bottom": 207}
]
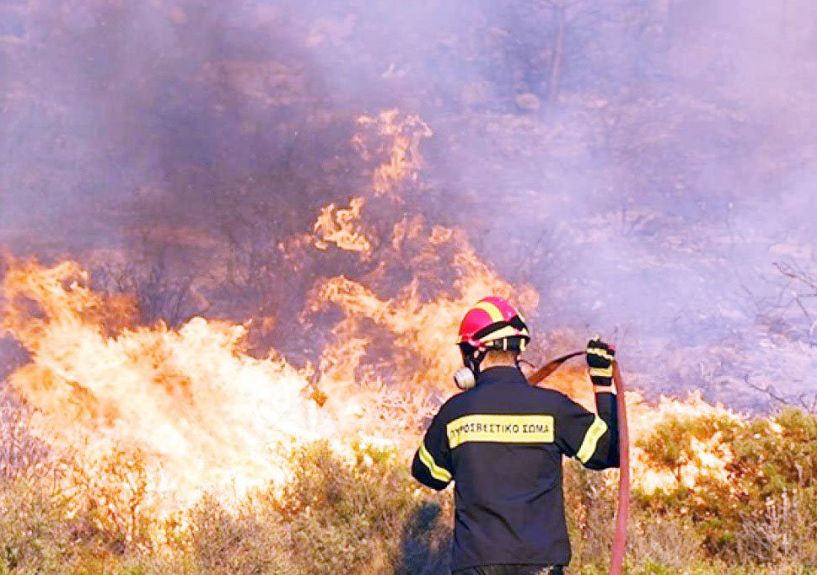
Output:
[
  {"left": 308, "top": 224, "right": 539, "bottom": 396},
  {"left": 0, "top": 258, "right": 742, "bottom": 521},
  {"left": 1, "top": 260, "right": 341, "bottom": 512}
]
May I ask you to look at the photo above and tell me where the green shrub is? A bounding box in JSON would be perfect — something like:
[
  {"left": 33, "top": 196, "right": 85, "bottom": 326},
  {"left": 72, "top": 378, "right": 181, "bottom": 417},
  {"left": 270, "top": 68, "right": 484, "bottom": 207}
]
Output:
[{"left": 634, "top": 407, "right": 817, "bottom": 568}]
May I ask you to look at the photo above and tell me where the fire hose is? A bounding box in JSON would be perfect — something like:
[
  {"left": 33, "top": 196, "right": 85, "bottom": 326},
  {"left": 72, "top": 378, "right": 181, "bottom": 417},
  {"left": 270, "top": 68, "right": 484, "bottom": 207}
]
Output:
[{"left": 529, "top": 350, "right": 630, "bottom": 575}]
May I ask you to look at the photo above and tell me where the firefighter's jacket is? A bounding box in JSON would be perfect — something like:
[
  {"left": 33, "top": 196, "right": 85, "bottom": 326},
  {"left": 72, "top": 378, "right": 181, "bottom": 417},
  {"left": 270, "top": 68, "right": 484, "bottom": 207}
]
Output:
[{"left": 411, "top": 366, "right": 619, "bottom": 571}]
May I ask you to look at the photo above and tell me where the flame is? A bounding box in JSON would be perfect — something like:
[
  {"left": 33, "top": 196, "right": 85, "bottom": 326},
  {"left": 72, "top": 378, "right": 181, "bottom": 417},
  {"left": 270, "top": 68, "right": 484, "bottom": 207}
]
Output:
[
  {"left": 627, "top": 391, "right": 740, "bottom": 493},
  {"left": 535, "top": 365, "right": 740, "bottom": 493},
  {"left": 0, "top": 222, "right": 539, "bottom": 515},
  {"left": 353, "top": 109, "right": 432, "bottom": 199},
  {"left": 0, "top": 109, "right": 522, "bottom": 519},
  {"left": 313, "top": 196, "right": 373, "bottom": 256},
  {"left": 308, "top": 223, "right": 539, "bottom": 394},
  {"left": 303, "top": 108, "right": 541, "bottom": 400},
  {"left": 0, "top": 260, "right": 345, "bottom": 512},
  {"left": 308, "top": 109, "right": 431, "bottom": 257},
  {"left": 1, "top": 258, "right": 746, "bottom": 522}
]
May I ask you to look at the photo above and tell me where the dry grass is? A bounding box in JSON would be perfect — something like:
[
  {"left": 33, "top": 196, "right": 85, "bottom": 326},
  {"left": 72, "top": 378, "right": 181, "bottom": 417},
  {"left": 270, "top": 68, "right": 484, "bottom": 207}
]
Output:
[{"left": 1, "top": 390, "right": 816, "bottom": 574}]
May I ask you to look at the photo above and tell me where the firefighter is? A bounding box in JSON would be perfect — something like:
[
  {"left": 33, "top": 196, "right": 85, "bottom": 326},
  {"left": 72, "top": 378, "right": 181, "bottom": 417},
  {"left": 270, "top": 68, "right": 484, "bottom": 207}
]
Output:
[{"left": 411, "top": 296, "right": 620, "bottom": 575}]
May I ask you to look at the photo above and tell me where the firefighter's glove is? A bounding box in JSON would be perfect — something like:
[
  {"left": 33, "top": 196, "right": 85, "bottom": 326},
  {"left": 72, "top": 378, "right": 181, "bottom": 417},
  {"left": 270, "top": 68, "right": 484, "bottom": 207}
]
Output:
[{"left": 586, "top": 338, "right": 615, "bottom": 386}]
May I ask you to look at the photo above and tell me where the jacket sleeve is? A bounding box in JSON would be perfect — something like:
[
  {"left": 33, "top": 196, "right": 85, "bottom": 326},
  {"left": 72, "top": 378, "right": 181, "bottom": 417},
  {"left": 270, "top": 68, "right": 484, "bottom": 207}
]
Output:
[
  {"left": 554, "top": 390, "right": 619, "bottom": 470},
  {"left": 411, "top": 408, "right": 454, "bottom": 491}
]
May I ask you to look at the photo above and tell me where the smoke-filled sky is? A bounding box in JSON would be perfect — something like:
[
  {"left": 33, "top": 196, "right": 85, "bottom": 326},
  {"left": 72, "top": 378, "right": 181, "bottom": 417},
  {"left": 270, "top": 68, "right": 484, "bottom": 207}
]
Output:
[{"left": 1, "top": 0, "right": 816, "bottom": 410}]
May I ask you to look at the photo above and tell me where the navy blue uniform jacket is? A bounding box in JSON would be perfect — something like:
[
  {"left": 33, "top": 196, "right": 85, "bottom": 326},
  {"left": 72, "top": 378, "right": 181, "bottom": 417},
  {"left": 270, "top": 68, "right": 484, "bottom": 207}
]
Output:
[{"left": 411, "top": 366, "right": 619, "bottom": 571}]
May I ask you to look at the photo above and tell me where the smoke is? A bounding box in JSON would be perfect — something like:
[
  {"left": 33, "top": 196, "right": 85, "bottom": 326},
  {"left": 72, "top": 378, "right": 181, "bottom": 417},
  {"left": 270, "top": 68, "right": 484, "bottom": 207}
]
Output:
[{"left": 2, "top": 0, "right": 816, "bottom": 409}]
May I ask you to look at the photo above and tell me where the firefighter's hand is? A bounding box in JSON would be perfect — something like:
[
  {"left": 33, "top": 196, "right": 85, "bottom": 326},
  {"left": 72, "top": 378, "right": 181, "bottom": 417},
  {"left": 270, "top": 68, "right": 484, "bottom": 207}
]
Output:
[{"left": 586, "top": 338, "right": 615, "bottom": 386}]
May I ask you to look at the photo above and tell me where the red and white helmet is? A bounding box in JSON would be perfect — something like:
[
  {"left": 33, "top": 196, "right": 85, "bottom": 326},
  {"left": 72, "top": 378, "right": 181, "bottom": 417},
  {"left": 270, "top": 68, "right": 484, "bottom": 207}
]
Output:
[{"left": 457, "top": 296, "right": 531, "bottom": 352}]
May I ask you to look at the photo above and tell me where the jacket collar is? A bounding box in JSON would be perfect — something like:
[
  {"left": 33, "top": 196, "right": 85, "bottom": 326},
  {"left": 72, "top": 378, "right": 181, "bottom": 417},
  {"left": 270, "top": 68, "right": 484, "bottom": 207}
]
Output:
[{"left": 476, "top": 365, "right": 527, "bottom": 386}]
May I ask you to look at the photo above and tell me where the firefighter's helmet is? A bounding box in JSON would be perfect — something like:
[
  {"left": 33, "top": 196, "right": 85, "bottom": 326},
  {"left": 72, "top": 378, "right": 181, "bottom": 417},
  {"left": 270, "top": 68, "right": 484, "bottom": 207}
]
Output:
[{"left": 457, "top": 296, "right": 530, "bottom": 352}]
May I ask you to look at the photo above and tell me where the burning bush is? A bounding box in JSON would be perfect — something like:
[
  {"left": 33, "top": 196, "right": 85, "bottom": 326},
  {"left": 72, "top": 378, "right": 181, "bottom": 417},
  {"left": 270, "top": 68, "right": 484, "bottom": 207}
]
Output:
[{"left": 0, "top": 430, "right": 453, "bottom": 575}]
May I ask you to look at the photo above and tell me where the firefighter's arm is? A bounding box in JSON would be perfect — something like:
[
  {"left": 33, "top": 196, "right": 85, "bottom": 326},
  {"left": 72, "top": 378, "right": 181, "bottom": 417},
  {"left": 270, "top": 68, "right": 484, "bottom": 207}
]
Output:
[
  {"left": 585, "top": 338, "right": 620, "bottom": 468},
  {"left": 555, "top": 393, "right": 619, "bottom": 470},
  {"left": 411, "top": 409, "right": 453, "bottom": 491},
  {"left": 590, "top": 388, "right": 620, "bottom": 468}
]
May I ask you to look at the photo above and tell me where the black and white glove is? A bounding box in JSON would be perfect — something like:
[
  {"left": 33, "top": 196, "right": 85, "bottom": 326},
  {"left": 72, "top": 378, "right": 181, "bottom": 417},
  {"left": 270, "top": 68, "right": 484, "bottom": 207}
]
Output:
[{"left": 586, "top": 338, "right": 615, "bottom": 387}]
